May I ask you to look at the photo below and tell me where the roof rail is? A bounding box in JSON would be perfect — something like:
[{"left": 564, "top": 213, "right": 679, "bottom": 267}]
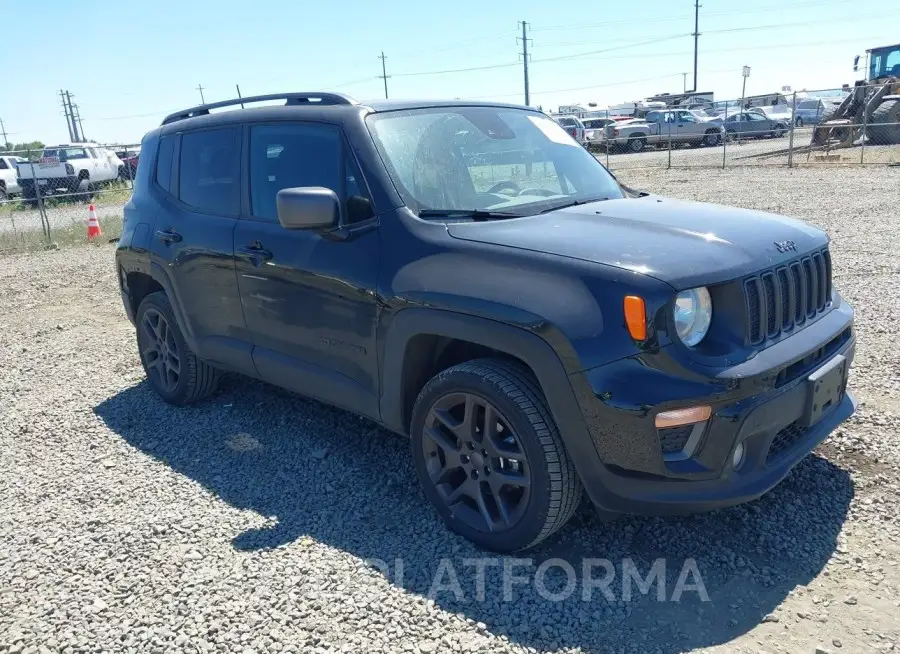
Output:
[{"left": 161, "top": 92, "right": 359, "bottom": 125}]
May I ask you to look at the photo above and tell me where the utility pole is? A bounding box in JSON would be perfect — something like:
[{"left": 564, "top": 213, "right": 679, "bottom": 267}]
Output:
[
  {"left": 692, "top": 0, "right": 701, "bottom": 92},
  {"left": 682, "top": 73, "right": 688, "bottom": 93},
  {"left": 236, "top": 84, "right": 244, "bottom": 108},
  {"left": 518, "top": 21, "right": 531, "bottom": 106},
  {"left": 59, "top": 90, "right": 75, "bottom": 142},
  {"left": 66, "top": 91, "right": 81, "bottom": 142},
  {"left": 0, "top": 118, "right": 10, "bottom": 150},
  {"left": 73, "top": 104, "right": 86, "bottom": 143},
  {"left": 377, "top": 52, "right": 390, "bottom": 99},
  {"left": 196, "top": 84, "right": 206, "bottom": 104}
]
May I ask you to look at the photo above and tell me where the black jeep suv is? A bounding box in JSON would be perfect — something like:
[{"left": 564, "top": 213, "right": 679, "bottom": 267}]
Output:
[{"left": 116, "top": 92, "right": 856, "bottom": 552}]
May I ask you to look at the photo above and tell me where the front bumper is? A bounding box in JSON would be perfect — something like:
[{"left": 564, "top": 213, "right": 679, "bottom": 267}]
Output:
[{"left": 568, "top": 300, "right": 856, "bottom": 514}]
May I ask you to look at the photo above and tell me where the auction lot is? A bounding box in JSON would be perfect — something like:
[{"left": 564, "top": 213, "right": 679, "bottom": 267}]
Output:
[{"left": 1, "top": 167, "right": 899, "bottom": 653}]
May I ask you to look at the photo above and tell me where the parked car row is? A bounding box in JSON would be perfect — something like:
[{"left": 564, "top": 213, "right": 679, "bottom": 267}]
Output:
[{"left": 0, "top": 143, "right": 141, "bottom": 203}]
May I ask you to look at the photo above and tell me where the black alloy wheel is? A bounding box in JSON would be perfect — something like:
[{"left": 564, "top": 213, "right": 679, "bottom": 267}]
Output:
[
  {"left": 422, "top": 392, "right": 531, "bottom": 534},
  {"left": 411, "top": 359, "right": 581, "bottom": 552},
  {"left": 140, "top": 307, "right": 181, "bottom": 394}
]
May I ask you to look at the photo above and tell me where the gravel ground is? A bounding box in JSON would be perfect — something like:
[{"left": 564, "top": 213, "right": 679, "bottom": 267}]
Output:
[{"left": 1, "top": 166, "right": 899, "bottom": 654}]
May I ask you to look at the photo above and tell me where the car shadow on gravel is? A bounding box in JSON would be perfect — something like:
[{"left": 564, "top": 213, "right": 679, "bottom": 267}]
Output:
[{"left": 95, "top": 376, "right": 854, "bottom": 654}]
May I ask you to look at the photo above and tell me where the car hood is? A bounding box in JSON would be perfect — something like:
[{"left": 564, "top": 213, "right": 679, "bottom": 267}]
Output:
[{"left": 446, "top": 195, "right": 828, "bottom": 289}]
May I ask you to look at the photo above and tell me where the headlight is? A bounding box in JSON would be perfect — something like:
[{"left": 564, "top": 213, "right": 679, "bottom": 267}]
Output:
[{"left": 673, "top": 287, "right": 712, "bottom": 346}]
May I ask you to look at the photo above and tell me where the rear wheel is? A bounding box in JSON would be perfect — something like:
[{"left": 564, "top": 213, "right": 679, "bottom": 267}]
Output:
[
  {"left": 627, "top": 136, "right": 646, "bottom": 153},
  {"left": 411, "top": 358, "right": 581, "bottom": 552},
  {"left": 136, "top": 291, "right": 220, "bottom": 405},
  {"left": 703, "top": 131, "right": 721, "bottom": 147},
  {"left": 866, "top": 99, "right": 900, "bottom": 145}
]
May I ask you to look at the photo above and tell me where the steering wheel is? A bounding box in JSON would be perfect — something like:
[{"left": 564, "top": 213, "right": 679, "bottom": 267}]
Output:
[
  {"left": 518, "top": 188, "right": 558, "bottom": 197},
  {"left": 486, "top": 181, "right": 521, "bottom": 195}
]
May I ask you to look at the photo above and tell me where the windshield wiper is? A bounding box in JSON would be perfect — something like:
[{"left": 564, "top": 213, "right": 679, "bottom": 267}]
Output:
[
  {"left": 537, "top": 197, "right": 611, "bottom": 214},
  {"left": 417, "top": 209, "right": 523, "bottom": 220}
]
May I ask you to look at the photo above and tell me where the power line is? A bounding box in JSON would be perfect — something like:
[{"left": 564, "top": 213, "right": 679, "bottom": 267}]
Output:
[
  {"left": 378, "top": 51, "right": 390, "bottom": 99},
  {"left": 529, "top": 0, "right": 862, "bottom": 32}
]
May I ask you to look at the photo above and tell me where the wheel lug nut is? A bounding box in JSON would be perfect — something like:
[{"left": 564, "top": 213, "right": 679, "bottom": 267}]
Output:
[
  {"left": 471, "top": 470, "right": 478, "bottom": 479},
  {"left": 484, "top": 466, "right": 491, "bottom": 474},
  {"left": 460, "top": 454, "right": 469, "bottom": 464},
  {"left": 481, "top": 449, "right": 487, "bottom": 456},
  {"left": 467, "top": 442, "right": 475, "bottom": 450}
]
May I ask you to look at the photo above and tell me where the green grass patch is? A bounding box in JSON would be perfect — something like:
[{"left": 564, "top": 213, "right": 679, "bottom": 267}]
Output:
[{"left": 0, "top": 214, "right": 123, "bottom": 255}]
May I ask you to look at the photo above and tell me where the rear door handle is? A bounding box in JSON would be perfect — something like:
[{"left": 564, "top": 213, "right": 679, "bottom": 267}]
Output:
[
  {"left": 237, "top": 243, "right": 273, "bottom": 264},
  {"left": 155, "top": 229, "right": 182, "bottom": 244}
]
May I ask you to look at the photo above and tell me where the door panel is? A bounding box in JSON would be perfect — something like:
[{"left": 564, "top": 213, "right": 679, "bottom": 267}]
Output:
[
  {"left": 234, "top": 221, "right": 381, "bottom": 416},
  {"left": 235, "top": 122, "right": 381, "bottom": 419},
  {"left": 149, "top": 128, "right": 254, "bottom": 374}
]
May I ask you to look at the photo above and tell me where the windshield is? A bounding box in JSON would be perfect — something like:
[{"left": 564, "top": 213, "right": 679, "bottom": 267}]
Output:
[{"left": 365, "top": 107, "right": 624, "bottom": 216}]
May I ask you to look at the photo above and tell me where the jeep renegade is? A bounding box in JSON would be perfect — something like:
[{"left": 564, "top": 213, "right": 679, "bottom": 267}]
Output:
[{"left": 116, "top": 93, "right": 856, "bottom": 552}]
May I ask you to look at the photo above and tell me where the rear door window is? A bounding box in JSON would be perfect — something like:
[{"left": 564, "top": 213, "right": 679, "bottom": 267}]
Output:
[{"left": 178, "top": 127, "right": 239, "bottom": 215}]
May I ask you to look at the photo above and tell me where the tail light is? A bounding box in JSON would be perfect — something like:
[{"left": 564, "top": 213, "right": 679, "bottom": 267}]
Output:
[
  {"left": 613, "top": 129, "right": 620, "bottom": 137},
  {"left": 65, "top": 163, "right": 74, "bottom": 175}
]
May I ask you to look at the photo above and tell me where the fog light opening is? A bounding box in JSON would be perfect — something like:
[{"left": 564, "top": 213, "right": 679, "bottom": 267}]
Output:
[{"left": 732, "top": 442, "right": 746, "bottom": 470}]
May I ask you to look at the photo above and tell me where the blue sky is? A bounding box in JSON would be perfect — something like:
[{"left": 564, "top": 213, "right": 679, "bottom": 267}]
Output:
[{"left": 3, "top": 0, "right": 896, "bottom": 145}]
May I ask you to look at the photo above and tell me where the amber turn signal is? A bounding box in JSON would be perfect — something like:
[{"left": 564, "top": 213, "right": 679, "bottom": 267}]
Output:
[
  {"left": 623, "top": 295, "right": 647, "bottom": 340},
  {"left": 655, "top": 406, "right": 712, "bottom": 428}
]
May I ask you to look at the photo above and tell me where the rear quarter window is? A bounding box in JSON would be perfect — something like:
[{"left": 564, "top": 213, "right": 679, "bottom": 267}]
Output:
[{"left": 155, "top": 135, "right": 177, "bottom": 194}]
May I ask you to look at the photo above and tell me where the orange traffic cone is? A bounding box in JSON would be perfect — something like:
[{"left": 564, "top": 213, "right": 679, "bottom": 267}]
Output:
[{"left": 87, "top": 204, "right": 102, "bottom": 241}]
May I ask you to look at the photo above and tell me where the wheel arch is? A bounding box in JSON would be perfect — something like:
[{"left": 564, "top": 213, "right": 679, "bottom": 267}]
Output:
[
  {"left": 380, "top": 308, "right": 592, "bottom": 441},
  {"left": 124, "top": 262, "right": 199, "bottom": 351}
]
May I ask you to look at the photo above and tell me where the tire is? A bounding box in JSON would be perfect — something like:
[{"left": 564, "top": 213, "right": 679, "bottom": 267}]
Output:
[
  {"left": 627, "top": 136, "right": 646, "bottom": 153},
  {"left": 0, "top": 186, "right": 7, "bottom": 202},
  {"left": 135, "top": 291, "right": 220, "bottom": 405},
  {"left": 703, "top": 131, "right": 721, "bottom": 147},
  {"left": 812, "top": 106, "right": 854, "bottom": 146},
  {"left": 796, "top": 117, "right": 804, "bottom": 127},
  {"left": 410, "top": 358, "right": 581, "bottom": 552},
  {"left": 866, "top": 99, "right": 900, "bottom": 146}
]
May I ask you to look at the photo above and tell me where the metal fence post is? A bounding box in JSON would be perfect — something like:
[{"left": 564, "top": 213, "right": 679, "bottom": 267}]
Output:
[
  {"left": 33, "top": 174, "right": 51, "bottom": 246},
  {"left": 788, "top": 91, "right": 797, "bottom": 168},
  {"left": 860, "top": 84, "right": 869, "bottom": 165},
  {"left": 722, "top": 104, "right": 729, "bottom": 169},
  {"left": 126, "top": 145, "right": 134, "bottom": 188},
  {"left": 667, "top": 118, "right": 672, "bottom": 170}
]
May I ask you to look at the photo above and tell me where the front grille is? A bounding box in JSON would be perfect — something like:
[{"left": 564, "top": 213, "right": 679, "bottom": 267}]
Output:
[
  {"left": 744, "top": 248, "right": 832, "bottom": 344},
  {"left": 658, "top": 425, "right": 693, "bottom": 454},
  {"left": 766, "top": 420, "right": 808, "bottom": 463}
]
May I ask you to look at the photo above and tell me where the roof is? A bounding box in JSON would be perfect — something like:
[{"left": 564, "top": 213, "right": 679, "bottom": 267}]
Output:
[
  {"left": 867, "top": 43, "right": 900, "bottom": 52},
  {"left": 159, "top": 92, "right": 538, "bottom": 129},
  {"left": 47, "top": 142, "right": 101, "bottom": 148}
]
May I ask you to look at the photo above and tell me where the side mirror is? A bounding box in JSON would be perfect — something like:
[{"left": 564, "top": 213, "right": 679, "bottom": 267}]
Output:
[{"left": 276, "top": 187, "right": 340, "bottom": 231}]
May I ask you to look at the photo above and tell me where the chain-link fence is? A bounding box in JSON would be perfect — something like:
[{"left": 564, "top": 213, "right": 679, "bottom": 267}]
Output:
[
  {"left": 0, "top": 143, "right": 138, "bottom": 253},
  {"left": 588, "top": 85, "right": 900, "bottom": 172}
]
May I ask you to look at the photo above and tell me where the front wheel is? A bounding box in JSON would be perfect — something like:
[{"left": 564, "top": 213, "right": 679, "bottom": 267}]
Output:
[
  {"left": 136, "top": 291, "right": 221, "bottom": 405},
  {"left": 410, "top": 359, "right": 581, "bottom": 552}
]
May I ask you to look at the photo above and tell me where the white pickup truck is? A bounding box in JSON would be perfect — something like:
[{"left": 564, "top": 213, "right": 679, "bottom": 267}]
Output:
[
  {"left": 0, "top": 155, "right": 26, "bottom": 200},
  {"left": 16, "top": 143, "right": 123, "bottom": 203}
]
